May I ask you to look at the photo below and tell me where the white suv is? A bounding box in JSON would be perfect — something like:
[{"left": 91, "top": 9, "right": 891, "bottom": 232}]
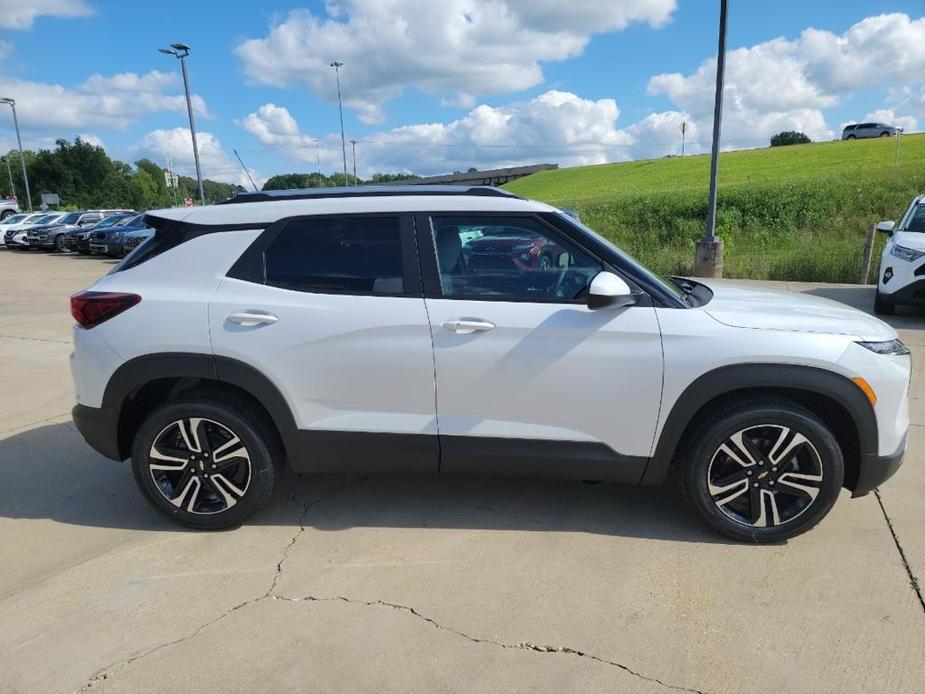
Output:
[
  {"left": 874, "top": 195, "right": 925, "bottom": 315},
  {"left": 69, "top": 186, "right": 910, "bottom": 541}
]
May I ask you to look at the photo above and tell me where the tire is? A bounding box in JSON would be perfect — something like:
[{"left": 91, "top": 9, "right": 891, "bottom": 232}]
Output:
[
  {"left": 880, "top": 131, "right": 891, "bottom": 138},
  {"left": 678, "top": 398, "right": 844, "bottom": 543},
  {"left": 874, "top": 290, "right": 895, "bottom": 315},
  {"left": 0, "top": 209, "right": 14, "bottom": 221},
  {"left": 131, "top": 397, "right": 281, "bottom": 530},
  {"left": 77, "top": 249, "right": 90, "bottom": 255},
  {"left": 53, "top": 234, "right": 66, "bottom": 252},
  {"left": 846, "top": 135, "right": 856, "bottom": 140}
]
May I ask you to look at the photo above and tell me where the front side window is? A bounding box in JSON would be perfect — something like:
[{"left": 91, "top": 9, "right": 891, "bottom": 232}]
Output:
[
  {"left": 264, "top": 216, "right": 404, "bottom": 295},
  {"left": 431, "top": 216, "right": 601, "bottom": 301},
  {"left": 904, "top": 205, "right": 925, "bottom": 233}
]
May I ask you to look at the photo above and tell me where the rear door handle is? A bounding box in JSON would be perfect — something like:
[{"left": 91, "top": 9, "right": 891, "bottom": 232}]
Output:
[
  {"left": 443, "top": 318, "right": 495, "bottom": 334},
  {"left": 227, "top": 311, "right": 278, "bottom": 327}
]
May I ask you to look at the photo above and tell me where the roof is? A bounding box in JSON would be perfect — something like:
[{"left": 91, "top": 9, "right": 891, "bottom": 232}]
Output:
[
  {"left": 150, "top": 188, "right": 553, "bottom": 226},
  {"left": 390, "top": 164, "right": 558, "bottom": 187},
  {"left": 218, "top": 184, "right": 521, "bottom": 204}
]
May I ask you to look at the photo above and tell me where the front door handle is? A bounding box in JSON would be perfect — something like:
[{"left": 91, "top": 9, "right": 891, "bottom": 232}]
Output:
[
  {"left": 227, "top": 311, "right": 278, "bottom": 327},
  {"left": 443, "top": 318, "right": 495, "bottom": 334}
]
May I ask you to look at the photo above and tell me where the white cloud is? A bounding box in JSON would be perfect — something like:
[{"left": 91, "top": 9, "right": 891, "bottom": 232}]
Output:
[
  {"left": 0, "top": 0, "right": 92, "bottom": 30},
  {"left": 648, "top": 12, "right": 925, "bottom": 147},
  {"left": 242, "top": 92, "right": 706, "bottom": 177},
  {"left": 136, "top": 127, "right": 262, "bottom": 189},
  {"left": 0, "top": 70, "right": 209, "bottom": 132},
  {"left": 77, "top": 133, "right": 105, "bottom": 148},
  {"left": 235, "top": 0, "right": 676, "bottom": 123},
  {"left": 0, "top": 40, "right": 10, "bottom": 59}
]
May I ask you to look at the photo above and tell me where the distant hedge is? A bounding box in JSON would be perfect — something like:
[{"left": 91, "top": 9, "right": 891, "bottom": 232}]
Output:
[{"left": 770, "top": 131, "right": 812, "bottom": 147}]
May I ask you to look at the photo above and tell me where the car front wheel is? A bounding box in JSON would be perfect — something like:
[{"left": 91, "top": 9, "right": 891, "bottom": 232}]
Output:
[
  {"left": 679, "top": 398, "right": 844, "bottom": 542},
  {"left": 131, "top": 397, "right": 280, "bottom": 530}
]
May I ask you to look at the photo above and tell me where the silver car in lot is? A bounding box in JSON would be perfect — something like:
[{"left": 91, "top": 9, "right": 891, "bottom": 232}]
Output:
[{"left": 842, "top": 122, "right": 901, "bottom": 139}]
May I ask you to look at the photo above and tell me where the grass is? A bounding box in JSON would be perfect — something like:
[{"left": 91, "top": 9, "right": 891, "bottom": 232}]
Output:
[{"left": 504, "top": 134, "right": 925, "bottom": 283}]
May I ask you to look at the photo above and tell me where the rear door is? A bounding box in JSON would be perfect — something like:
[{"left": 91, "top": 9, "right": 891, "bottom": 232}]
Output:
[
  {"left": 417, "top": 213, "right": 663, "bottom": 482},
  {"left": 209, "top": 213, "right": 438, "bottom": 473}
]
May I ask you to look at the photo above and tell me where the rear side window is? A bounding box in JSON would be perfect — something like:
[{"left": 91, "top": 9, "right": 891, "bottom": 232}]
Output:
[{"left": 263, "top": 217, "right": 404, "bottom": 295}]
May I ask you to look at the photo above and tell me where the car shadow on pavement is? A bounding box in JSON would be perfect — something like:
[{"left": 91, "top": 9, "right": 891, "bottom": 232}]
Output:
[{"left": 0, "top": 422, "right": 736, "bottom": 544}]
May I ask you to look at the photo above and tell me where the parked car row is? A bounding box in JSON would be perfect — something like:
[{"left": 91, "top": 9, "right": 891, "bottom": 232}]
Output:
[{"left": 1, "top": 209, "right": 153, "bottom": 257}]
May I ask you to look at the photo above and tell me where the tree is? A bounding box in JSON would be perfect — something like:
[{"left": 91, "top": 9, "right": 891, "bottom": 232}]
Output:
[{"left": 770, "top": 131, "right": 811, "bottom": 147}]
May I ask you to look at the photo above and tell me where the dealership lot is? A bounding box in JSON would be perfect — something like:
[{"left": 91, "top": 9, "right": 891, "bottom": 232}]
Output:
[{"left": 1, "top": 248, "right": 923, "bottom": 693}]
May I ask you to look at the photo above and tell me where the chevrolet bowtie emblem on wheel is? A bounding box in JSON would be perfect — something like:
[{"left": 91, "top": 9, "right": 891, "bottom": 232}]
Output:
[
  {"left": 198, "top": 461, "right": 205, "bottom": 472},
  {"left": 758, "top": 471, "right": 769, "bottom": 479}
]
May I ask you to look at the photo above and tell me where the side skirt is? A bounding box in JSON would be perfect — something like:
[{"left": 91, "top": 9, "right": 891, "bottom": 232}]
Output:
[{"left": 287, "top": 430, "right": 647, "bottom": 483}]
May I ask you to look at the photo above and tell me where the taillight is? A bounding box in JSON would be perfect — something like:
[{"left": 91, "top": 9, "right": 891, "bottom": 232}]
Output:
[{"left": 70, "top": 291, "right": 141, "bottom": 328}]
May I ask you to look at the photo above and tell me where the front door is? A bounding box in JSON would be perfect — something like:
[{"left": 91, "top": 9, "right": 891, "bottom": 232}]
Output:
[
  {"left": 419, "top": 213, "right": 664, "bottom": 482},
  {"left": 209, "top": 214, "right": 438, "bottom": 473}
]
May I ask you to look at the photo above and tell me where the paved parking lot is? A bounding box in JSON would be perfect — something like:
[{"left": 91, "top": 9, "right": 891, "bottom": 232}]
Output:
[{"left": 0, "top": 247, "right": 923, "bottom": 693}]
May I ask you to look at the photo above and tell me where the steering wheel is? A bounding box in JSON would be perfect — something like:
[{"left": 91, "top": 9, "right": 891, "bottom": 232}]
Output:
[{"left": 552, "top": 267, "right": 588, "bottom": 300}]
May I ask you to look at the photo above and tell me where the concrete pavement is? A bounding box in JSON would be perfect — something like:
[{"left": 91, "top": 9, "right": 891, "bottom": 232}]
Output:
[{"left": 0, "top": 249, "right": 922, "bottom": 693}]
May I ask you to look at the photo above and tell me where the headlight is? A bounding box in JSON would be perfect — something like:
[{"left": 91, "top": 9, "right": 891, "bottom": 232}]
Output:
[
  {"left": 857, "top": 339, "right": 911, "bottom": 356},
  {"left": 889, "top": 243, "right": 925, "bottom": 262}
]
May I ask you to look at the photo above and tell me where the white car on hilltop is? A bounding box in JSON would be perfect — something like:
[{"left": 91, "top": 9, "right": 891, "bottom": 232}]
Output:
[
  {"left": 68, "top": 186, "right": 910, "bottom": 542},
  {"left": 875, "top": 195, "right": 925, "bottom": 315}
]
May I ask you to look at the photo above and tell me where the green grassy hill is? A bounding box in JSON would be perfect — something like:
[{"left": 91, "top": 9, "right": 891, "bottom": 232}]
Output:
[{"left": 504, "top": 135, "right": 925, "bottom": 282}]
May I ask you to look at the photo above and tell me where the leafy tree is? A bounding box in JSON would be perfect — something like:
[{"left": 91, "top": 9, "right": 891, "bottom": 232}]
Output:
[{"left": 770, "top": 131, "right": 811, "bottom": 147}]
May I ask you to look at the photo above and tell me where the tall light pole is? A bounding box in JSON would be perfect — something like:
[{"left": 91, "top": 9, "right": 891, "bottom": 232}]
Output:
[
  {"left": 329, "top": 61, "right": 348, "bottom": 184},
  {"left": 680, "top": 121, "right": 687, "bottom": 157},
  {"left": 349, "top": 139, "right": 357, "bottom": 185},
  {"left": 694, "top": 0, "right": 728, "bottom": 278},
  {"left": 159, "top": 44, "right": 205, "bottom": 204},
  {"left": 0, "top": 97, "right": 33, "bottom": 211}
]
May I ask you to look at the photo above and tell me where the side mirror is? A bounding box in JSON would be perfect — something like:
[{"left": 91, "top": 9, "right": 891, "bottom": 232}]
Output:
[
  {"left": 876, "top": 220, "right": 896, "bottom": 234},
  {"left": 588, "top": 271, "right": 636, "bottom": 310}
]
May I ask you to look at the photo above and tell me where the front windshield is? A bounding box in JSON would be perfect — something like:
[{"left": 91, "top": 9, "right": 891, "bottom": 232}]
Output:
[
  {"left": 902, "top": 204, "right": 925, "bottom": 233},
  {"left": 1, "top": 214, "right": 28, "bottom": 225},
  {"left": 59, "top": 212, "right": 81, "bottom": 225},
  {"left": 556, "top": 212, "right": 687, "bottom": 300},
  {"left": 93, "top": 214, "right": 130, "bottom": 229},
  {"left": 123, "top": 213, "right": 145, "bottom": 227},
  {"left": 32, "top": 214, "right": 59, "bottom": 224}
]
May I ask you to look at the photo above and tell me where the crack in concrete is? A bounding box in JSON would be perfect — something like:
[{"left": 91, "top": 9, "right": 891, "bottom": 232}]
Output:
[
  {"left": 0, "top": 333, "right": 71, "bottom": 345},
  {"left": 77, "top": 476, "right": 367, "bottom": 691},
  {"left": 266, "top": 476, "right": 368, "bottom": 597},
  {"left": 270, "top": 594, "right": 707, "bottom": 693},
  {"left": 874, "top": 490, "right": 925, "bottom": 614}
]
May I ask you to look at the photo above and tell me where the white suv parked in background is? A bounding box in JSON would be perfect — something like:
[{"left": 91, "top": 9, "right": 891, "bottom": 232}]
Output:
[
  {"left": 875, "top": 195, "right": 925, "bottom": 315},
  {"left": 69, "top": 186, "right": 910, "bottom": 542}
]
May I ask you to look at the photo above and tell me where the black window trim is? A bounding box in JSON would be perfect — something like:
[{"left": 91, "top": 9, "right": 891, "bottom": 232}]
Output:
[
  {"left": 414, "top": 211, "right": 658, "bottom": 307},
  {"left": 226, "top": 211, "right": 423, "bottom": 299}
]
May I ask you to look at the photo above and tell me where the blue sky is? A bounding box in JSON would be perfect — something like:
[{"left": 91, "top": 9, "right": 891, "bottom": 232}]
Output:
[{"left": 1, "top": 0, "right": 923, "bottom": 186}]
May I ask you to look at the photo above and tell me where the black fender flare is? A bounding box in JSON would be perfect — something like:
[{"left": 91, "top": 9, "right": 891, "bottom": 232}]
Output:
[
  {"left": 640, "top": 363, "right": 878, "bottom": 485},
  {"left": 102, "top": 352, "right": 299, "bottom": 461}
]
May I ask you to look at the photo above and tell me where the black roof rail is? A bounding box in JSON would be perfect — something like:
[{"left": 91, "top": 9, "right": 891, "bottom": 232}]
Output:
[{"left": 216, "top": 184, "right": 523, "bottom": 205}]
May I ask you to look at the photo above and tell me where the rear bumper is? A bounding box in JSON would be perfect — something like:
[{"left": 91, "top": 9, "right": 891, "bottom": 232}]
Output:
[
  {"left": 852, "top": 434, "right": 906, "bottom": 497},
  {"left": 72, "top": 403, "right": 123, "bottom": 461}
]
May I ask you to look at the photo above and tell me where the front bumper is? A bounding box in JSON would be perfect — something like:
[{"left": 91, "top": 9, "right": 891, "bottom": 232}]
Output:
[
  {"left": 881, "top": 277, "right": 925, "bottom": 306},
  {"left": 72, "top": 403, "right": 123, "bottom": 461},
  {"left": 852, "top": 434, "right": 906, "bottom": 496}
]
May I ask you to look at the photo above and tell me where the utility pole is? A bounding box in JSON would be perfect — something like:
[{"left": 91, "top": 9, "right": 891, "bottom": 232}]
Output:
[
  {"left": 0, "top": 97, "right": 33, "bottom": 211},
  {"left": 329, "top": 61, "right": 348, "bottom": 184},
  {"left": 167, "top": 158, "right": 178, "bottom": 207},
  {"left": 693, "top": 0, "right": 728, "bottom": 278},
  {"left": 350, "top": 139, "right": 357, "bottom": 185},
  {"left": 159, "top": 44, "right": 205, "bottom": 204},
  {"left": 681, "top": 121, "right": 687, "bottom": 157},
  {"left": 315, "top": 142, "right": 323, "bottom": 185}
]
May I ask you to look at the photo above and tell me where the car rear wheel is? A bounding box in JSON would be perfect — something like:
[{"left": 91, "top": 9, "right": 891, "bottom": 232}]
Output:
[
  {"left": 131, "top": 397, "right": 280, "bottom": 530},
  {"left": 880, "top": 131, "right": 891, "bottom": 138},
  {"left": 874, "top": 290, "right": 895, "bottom": 315},
  {"left": 0, "top": 210, "right": 14, "bottom": 220},
  {"left": 679, "top": 398, "right": 843, "bottom": 543}
]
